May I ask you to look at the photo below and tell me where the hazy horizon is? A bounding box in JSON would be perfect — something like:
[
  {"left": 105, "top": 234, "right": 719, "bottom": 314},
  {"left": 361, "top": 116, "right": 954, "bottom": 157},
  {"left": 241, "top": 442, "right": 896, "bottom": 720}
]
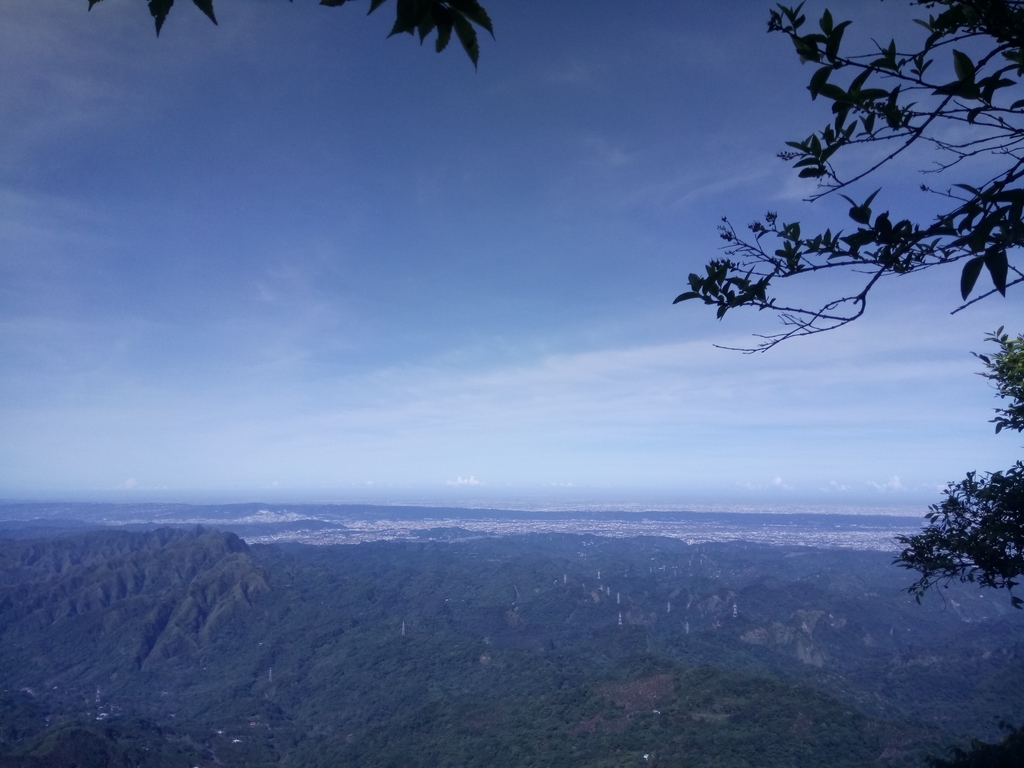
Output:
[{"left": 0, "top": 488, "right": 931, "bottom": 518}]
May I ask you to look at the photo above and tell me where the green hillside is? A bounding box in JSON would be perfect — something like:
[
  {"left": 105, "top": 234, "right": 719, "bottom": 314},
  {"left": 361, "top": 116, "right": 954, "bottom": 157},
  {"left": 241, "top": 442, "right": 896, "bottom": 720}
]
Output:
[{"left": 0, "top": 529, "right": 1021, "bottom": 766}]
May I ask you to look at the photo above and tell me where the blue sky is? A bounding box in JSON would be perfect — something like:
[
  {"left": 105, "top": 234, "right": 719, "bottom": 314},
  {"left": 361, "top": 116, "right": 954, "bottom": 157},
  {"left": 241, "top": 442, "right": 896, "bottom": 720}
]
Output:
[{"left": 1, "top": 0, "right": 1020, "bottom": 508}]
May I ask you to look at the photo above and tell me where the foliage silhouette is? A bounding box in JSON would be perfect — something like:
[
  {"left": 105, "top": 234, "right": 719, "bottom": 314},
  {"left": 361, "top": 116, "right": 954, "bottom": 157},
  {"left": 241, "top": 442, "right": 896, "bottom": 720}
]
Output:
[
  {"left": 85, "top": 0, "right": 494, "bottom": 66},
  {"left": 897, "top": 329, "right": 1024, "bottom": 608},
  {"left": 925, "top": 721, "right": 1024, "bottom": 767},
  {"left": 675, "top": 1, "right": 1024, "bottom": 351}
]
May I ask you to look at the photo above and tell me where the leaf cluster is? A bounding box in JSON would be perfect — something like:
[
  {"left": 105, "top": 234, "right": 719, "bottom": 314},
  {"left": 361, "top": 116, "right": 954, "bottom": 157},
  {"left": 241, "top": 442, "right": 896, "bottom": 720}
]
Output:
[
  {"left": 895, "top": 329, "right": 1024, "bottom": 607},
  {"left": 974, "top": 326, "right": 1024, "bottom": 433},
  {"left": 86, "top": 0, "right": 493, "bottom": 66},
  {"left": 925, "top": 720, "right": 1024, "bottom": 768},
  {"left": 895, "top": 462, "right": 1024, "bottom": 607},
  {"left": 677, "top": 1, "right": 1024, "bottom": 351}
]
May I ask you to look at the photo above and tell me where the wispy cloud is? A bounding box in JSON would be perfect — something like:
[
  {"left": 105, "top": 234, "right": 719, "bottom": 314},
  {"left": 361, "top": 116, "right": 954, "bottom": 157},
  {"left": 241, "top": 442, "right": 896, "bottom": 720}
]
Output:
[
  {"left": 582, "top": 136, "right": 635, "bottom": 169},
  {"left": 3, "top": 280, "right": 1018, "bottom": 498},
  {"left": 546, "top": 61, "right": 593, "bottom": 86},
  {"left": 823, "top": 481, "right": 851, "bottom": 493}
]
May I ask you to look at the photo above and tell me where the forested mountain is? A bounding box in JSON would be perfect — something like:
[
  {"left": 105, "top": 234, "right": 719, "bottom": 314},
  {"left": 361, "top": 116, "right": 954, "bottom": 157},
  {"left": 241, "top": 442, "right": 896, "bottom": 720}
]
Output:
[{"left": 0, "top": 528, "right": 1021, "bottom": 767}]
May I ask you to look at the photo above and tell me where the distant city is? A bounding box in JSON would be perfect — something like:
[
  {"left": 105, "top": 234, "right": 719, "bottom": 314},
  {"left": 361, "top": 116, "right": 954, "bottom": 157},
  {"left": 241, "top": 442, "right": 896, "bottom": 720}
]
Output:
[{"left": 0, "top": 501, "right": 927, "bottom": 551}]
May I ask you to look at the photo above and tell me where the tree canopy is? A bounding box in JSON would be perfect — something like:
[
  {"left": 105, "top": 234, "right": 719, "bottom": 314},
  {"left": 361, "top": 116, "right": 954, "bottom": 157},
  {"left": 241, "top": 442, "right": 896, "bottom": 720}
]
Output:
[
  {"left": 926, "top": 720, "right": 1024, "bottom": 767},
  {"left": 896, "top": 328, "right": 1024, "bottom": 608},
  {"left": 675, "top": 0, "right": 1024, "bottom": 351},
  {"left": 86, "top": 0, "right": 494, "bottom": 66}
]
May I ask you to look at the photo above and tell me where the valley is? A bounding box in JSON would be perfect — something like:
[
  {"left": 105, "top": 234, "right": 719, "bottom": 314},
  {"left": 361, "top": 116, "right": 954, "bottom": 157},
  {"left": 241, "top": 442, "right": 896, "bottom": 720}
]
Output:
[{"left": 0, "top": 522, "right": 1021, "bottom": 766}]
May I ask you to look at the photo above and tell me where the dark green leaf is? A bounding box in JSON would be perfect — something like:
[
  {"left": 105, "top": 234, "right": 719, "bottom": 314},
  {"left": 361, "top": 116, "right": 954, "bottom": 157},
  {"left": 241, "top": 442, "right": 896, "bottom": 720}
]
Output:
[
  {"left": 148, "top": 0, "right": 174, "bottom": 35},
  {"left": 451, "top": 11, "right": 479, "bottom": 67},
  {"left": 825, "top": 20, "right": 850, "bottom": 61},
  {"left": 190, "top": 0, "right": 217, "bottom": 25},
  {"left": 848, "top": 68, "right": 872, "bottom": 94},
  {"left": 818, "top": 9, "right": 832, "bottom": 34},
  {"left": 448, "top": 0, "right": 494, "bottom": 36},
  {"left": 961, "top": 256, "right": 985, "bottom": 300},
  {"left": 984, "top": 251, "right": 1008, "bottom": 295},
  {"left": 816, "top": 83, "right": 848, "bottom": 102},
  {"left": 434, "top": 15, "right": 452, "bottom": 52},
  {"left": 672, "top": 292, "right": 700, "bottom": 304},
  {"left": 841, "top": 190, "right": 878, "bottom": 225},
  {"left": 953, "top": 183, "right": 981, "bottom": 196},
  {"left": 389, "top": 0, "right": 417, "bottom": 36},
  {"left": 418, "top": 12, "right": 437, "bottom": 44},
  {"left": 808, "top": 66, "right": 832, "bottom": 99},
  {"left": 953, "top": 49, "right": 976, "bottom": 82}
]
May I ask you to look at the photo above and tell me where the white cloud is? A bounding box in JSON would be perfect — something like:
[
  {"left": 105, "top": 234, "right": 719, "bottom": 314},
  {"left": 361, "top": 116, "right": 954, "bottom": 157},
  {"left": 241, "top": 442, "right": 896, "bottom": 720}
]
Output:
[
  {"left": 869, "top": 476, "right": 906, "bottom": 492},
  {"left": 446, "top": 476, "right": 481, "bottom": 486}
]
